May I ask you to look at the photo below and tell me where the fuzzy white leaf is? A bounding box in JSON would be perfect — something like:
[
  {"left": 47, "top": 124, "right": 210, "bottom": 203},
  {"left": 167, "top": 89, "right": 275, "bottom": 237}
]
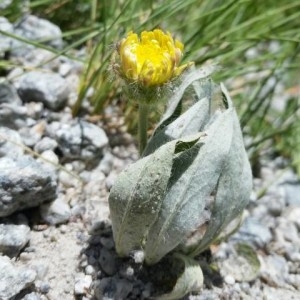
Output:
[{"left": 155, "top": 254, "right": 203, "bottom": 300}]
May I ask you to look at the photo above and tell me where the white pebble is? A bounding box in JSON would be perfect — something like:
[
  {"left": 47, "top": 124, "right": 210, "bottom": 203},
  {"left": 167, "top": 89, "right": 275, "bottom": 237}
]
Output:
[
  {"left": 74, "top": 274, "right": 92, "bottom": 295},
  {"left": 224, "top": 275, "right": 235, "bottom": 285}
]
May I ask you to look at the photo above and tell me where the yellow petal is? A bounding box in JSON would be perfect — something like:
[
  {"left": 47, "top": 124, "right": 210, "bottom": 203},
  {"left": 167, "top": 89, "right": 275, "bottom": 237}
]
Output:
[{"left": 117, "top": 29, "right": 192, "bottom": 87}]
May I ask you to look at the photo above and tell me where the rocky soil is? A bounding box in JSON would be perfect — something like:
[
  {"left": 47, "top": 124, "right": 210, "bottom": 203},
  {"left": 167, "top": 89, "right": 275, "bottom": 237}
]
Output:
[{"left": 1, "top": 10, "right": 300, "bottom": 300}]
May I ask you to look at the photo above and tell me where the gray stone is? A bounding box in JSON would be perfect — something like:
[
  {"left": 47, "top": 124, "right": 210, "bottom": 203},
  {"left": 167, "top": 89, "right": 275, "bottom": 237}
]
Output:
[
  {"left": 21, "top": 292, "right": 41, "bottom": 300},
  {"left": 0, "top": 127, "right": 24, "bottom": 158},
  {"left": 30, "top": 263, "right": 49, "bottom": 280},
  {"left": 17, "top": 71, "right": 70, "bottom": 110},
  {"left": 0, "top": 155, "right": 57, "bottom": 217},
  {"left": 260, "top": 254, "right": 289, "bottom": 288},
  {"left": 11, "top": 15, "right": 63, "bottom": 57},
  {"left": 0, "top": 17, "right": 13, "bottom": 57},
  {"left": 276, "top": 217, "right": 299, "bottom": 245},
  {"left": 59, "top": 56, "right": 84, "bottom": 77},
  {"left": 34, "top": 137, "right": 58, "bottom": 153},
  {"left": 74, "top": 274, "right": 92, "bottom": 295},
  {"left": 93, "top": 278, "right": 133, "bottom": 300},
  {"left": 0, "top": 80, "right": 22, "bottom": 105},
  {"left": 38, "top": 150, "right": 59, "bottom": 171},
  {"left": 40, "top": 196, "right": 71, "bottom": 225},
  {"left": 224, "top": 275, "right": 235, "bottom": 285},
  {"left": 37, "top": 281, "right": 50, "bottom": 294},
  {"left": 19, "top": 121, "right": 46, "bottom": 148},
  {"left": 0, "top": 224, "right": 30, "bottom": 257},
  {"left": 231, "top": 217, "right": 272, "bottom": 248},
  {"left": 100, "top": 237, "right": 115, "bottom": 250},
  {"left": 99, "top": 248, "right": 117, "bottom": 276},
  {"left": 0, "top": 255, "right": 36, "bottom": 300},
  {"left": 85, "top": 265, "right": 95, "bottom": 276},
  {"left": 283, "top": 182, "right": 300, "bottom": 206},
  {"left": 71, "top": 204, "right": 86, "bottom": 218},
  {"left": 262, "top": 285, "right": 300, "bottom": 300},
  {"left": 25, "top": 102, "right": 44, "bottom": 120},
  {"left": 0, "top": 103, "right": 28, "bottom": 129},
  {"left": 47, "top": 120, "right": 108, "bottom": 163},
  {"left": 21, "top": 48, "right": 61, "bottom": 71},
  {"left": 99, "top": 151, "right": 114, "bottom": 175}
]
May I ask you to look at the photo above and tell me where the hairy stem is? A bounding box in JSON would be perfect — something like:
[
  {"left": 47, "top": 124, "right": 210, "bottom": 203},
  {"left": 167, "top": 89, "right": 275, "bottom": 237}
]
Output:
[{"left": 138, "top": 103, "right": 149, "bottom": 155}]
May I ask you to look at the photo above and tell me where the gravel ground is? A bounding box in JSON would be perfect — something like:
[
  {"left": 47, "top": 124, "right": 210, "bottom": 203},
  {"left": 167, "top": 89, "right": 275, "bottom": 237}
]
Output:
[{"left": 0, "top": 12, "right": 300, "bottom": 300}]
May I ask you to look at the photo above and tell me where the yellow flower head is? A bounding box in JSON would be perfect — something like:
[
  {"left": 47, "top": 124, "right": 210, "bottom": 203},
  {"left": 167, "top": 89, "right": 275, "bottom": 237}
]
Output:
[{"left": 117, "top": 29, "right": 191, "bottom": 87}]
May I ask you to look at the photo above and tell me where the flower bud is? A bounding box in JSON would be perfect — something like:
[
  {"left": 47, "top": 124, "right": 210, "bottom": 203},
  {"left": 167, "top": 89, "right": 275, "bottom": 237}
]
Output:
[{"left": 112, "top": 29, "right": 193, "bottom": 103}]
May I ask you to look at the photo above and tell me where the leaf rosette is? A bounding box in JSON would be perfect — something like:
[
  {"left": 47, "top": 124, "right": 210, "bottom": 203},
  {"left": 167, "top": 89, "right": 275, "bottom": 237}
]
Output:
[{"left": 108, "top": 67, "right": 252, "bottom": 265}]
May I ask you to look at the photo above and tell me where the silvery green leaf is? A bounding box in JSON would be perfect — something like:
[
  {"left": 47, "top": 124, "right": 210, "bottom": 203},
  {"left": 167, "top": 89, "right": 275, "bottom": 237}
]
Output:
[
  {"left": 155, "top": 253, "right": 203, "bottom": 300},
  {"left": 109, "top": 134, "right": 202, "bottom": 258},
  {"left": 143, "top": 97, "right": 210, "bottom": 156},
  {"left": 154, "top": 65, "right": 217, "bottom": 133},
  {"left": 144, "top": 107, "right": 234, "bottom": 264},
  {"left": 188, "top": 84, "right": 252, "bottom": 256}
]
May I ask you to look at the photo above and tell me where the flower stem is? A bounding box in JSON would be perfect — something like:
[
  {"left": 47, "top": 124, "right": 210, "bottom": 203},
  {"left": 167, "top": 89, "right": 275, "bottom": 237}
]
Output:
[{"left": 138, "top": 103, "right": 149, "bottom": 155}]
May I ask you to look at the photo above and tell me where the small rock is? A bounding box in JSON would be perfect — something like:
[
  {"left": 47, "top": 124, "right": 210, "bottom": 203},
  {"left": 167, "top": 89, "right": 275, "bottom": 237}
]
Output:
[
  {"left": 85, "top": 265, "right": 95, "bottom": 276},
  {"left": 39, "top": 150, "right": 59, "bottom": 167},
  {"left": 99, "top": 248, "right": 117, "bottom": 276},
  {"left": 0, "top": 155, "right": 57, "bottom": 217},
  {"left": 19, "top": 252, "right": 33, "bottom": 262},
  {"left": 120, "top": 266, "right": 134, "bottom": 280},
  {"left": 88, "top": 219, "right": 111, "bottom": 235},
  {"left": 0, "top": 80, "right": 22, "bottom": 105},
  {"left": 283, "top": 182, "right": 300, "bottom": 206},
  {"left": 276, "top": 217, "right": 299, "bottom": 244},
  {"left": 284, "top": 206, "right": 300, "bottom": 230},
  {"left": 0, "top": 224, "right": 30, "bottom": 257},
  {"left": 47, "top": 120, "right": 108, "bottom": 163},
  {"left": 100, "top": 237, "right": 115, "bottom": 250},
  {"left": 260, "top": 254, "right": 289, "bottom": 288},
  {"left": 133, "top": 250, "right": 145, "bottom": 264},
  {"left": 30, "top": 263, "right": 48, "bottom": 280},
  {"left": 115, "top": 279, "right": 134, "bottom": 300},
  {"left": 0, "top": 103, "right": 28, "bottom": 129},
  {"left": 17, "top": 71, "right": 70, "bottom": 110},
  {"left": 224, "top": 275, "right": 235, "bottom": 285},
  {"left": 34, "top": 137, "right": 58, "bottom": 153},
  {"left": 93, "top": 278, "right": 133, "bottom": 300},
  {"left": 99, "top": 151, "right": 114, "bottom": 175},
  {"left": 105, "top": 172, "right": 117, "bottom": 190},
  {"left": 263, "top": 285, "right": 300, "bottom": 300},
  {"left": 11, "top": 15, "right": 63, "bottom": 57},
  {"left": 22, "top": 48, "right": 61, "bottom": 71},
  {"left": 0, "top": 256, "right": 36, "bottom": 300},
  {"left": 59, "top": 224, "right": 68, "bottom": 234},
  {"left": 71, "top": 204, "right": 86, "bottom": 218},
  {"left": 74, "top": 274, "right": 92, "bottom": 295},
  {"left": 25, "top": 102, "right": 44, "bottom": 120},
  {"left": 37, "top": 281, "right": 50, "bottom": 294},
  {"left": 40, "top": 196, "right": 71, "bottom": 225},
  {"left": 231, "top": 217, "right": 272, "bottom": 248},
  {"left": 0, "top": 127, "right": 24, "bottom": 158},
  {"left": 287, "top": 251, "right": 300, "bottom": 263},
  {"left": 21, "top": 292, "right": 41, "bottom": 300},
  {"left": 19, "top": 121, "right": 46, "bottom": 148}
]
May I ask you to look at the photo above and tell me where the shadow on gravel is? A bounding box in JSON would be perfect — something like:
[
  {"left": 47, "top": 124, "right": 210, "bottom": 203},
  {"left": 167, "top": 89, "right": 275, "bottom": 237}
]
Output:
[{"left": 79, "top": 220, "right": 223, "bottom": 300}]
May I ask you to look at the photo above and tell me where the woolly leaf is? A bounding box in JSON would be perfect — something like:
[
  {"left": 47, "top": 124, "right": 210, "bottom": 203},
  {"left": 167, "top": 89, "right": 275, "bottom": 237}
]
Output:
[
  {"left": 155, "top": 254, "right": 203, "bottom": 300},
  {"left": 109, "top": 134, "right": 203, "bottom": 257}
]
